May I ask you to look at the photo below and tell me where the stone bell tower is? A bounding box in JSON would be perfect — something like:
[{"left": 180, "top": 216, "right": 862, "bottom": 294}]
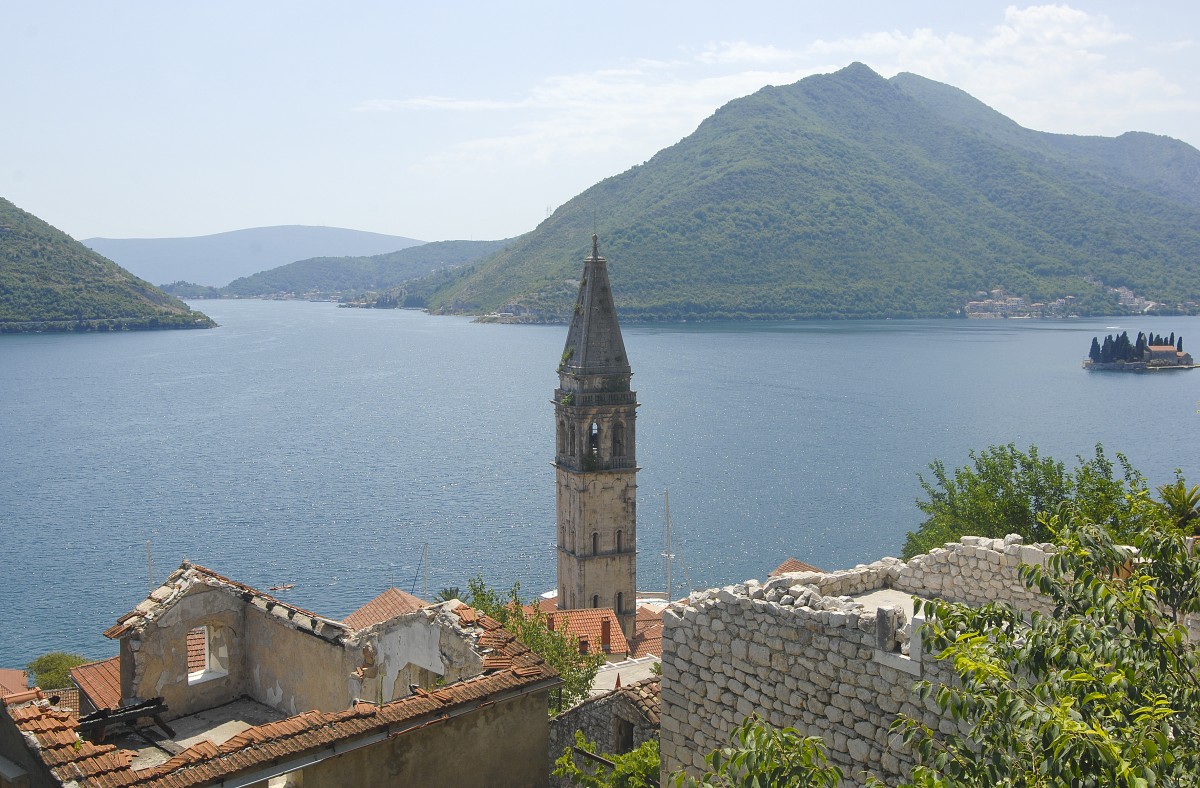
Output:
[{"left": 554, "top": 235, "right": 638, "bottom": 638}]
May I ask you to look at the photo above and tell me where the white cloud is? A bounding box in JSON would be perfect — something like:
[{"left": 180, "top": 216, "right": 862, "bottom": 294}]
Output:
[{"left": 365, "top": 4, "right": 1198, "bottom": 179}]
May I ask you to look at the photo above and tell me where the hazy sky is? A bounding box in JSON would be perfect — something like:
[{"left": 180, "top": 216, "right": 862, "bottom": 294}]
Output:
[{"left": 3, "top": 2, "right": 1197, "bottom": 242}]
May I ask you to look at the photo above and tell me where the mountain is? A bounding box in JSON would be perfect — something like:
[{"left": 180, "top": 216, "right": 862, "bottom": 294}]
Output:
[
  {"left": 219, "top": 238, "right": 513, "bottom": 298},
  {"left": 421, "top": 63, "right": 1200, "bottom": 321},
  {"left": 84, "top": 226, "right": 425, "bottom": 288},
  {"left": 0, "top": 198, "right": 215, "bottom": 333}
]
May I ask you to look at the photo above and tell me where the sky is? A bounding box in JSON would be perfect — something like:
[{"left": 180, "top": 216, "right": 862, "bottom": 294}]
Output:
[{"left": 2, "top": 1, "right": 1198, "bottom": 243}]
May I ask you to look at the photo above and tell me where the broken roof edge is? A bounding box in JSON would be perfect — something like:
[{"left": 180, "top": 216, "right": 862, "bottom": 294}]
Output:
[{"left": 104, "top": 561, "right": 351, "bottom": 642}]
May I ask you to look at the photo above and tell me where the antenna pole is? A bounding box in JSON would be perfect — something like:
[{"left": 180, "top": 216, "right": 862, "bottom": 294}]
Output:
[{"left": 422, "top": 543, "right": 429, "bottom": 600}]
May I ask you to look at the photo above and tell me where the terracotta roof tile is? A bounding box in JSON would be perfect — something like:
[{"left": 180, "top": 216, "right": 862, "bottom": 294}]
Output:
[
  {"left": 0, "top": 668, "right": 28, "bottom": 697},
  {"left": 44, "top": 687, "right": 80, "bottom": 714},
  {"left": 628, "top": 619, "right": 663, "bottom": 659},
  {"left": 616, "top": 676, "right": 661, "bottom": 725},
  {"left": 72, "top": 655, "right": 122, "bottom": 711},
  {"left": 556, "top": 676, "right": 661, "bottom": 727},
  {"left": 343, "top": 587, "right": 429, "bottom": 631},
  {"left": 770, "top": 557, "right": 825, "bottom": 577},
  {"left": 540, "top": 608, "right": 629, "bottom": 656}
]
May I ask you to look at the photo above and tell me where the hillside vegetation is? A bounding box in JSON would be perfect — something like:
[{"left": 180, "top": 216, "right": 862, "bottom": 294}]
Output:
[
  {"left": 419, "top": 63, "right": 1200, "bottom": 321},
  {"left": 0, "top": 198, "right": 215, "bottom": 333},
  {"left": 218, "top": 238, "right": 512, "bottom": 299}
]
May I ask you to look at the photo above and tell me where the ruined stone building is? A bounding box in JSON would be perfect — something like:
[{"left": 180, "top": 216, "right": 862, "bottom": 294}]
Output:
[
  {"left": 660, "top": 536, "right": 1080, "bottom": 786},
  {"left": 554, "top": 235, "right": 639, "bottom": 639},
  {"left": 0, "top": 562, "right": 559, "bottom": 787},
  {"left": 548, "top": 676, "right": 660, "bottom": 788}
]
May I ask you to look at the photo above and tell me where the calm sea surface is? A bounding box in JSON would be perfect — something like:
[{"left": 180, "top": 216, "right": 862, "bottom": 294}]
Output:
[{"left": 1, "top": 301, "right": 1197, "bottom": 667}]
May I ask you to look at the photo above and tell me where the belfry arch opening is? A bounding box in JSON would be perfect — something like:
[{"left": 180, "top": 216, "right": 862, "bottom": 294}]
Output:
[{"left": 588, "top": 421, "right": 599, "bottom": 457}]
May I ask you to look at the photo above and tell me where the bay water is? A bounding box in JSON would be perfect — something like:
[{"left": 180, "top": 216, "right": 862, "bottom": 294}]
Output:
[{"left": 1, "top": 301, "right": 1196, "bottom": 667}]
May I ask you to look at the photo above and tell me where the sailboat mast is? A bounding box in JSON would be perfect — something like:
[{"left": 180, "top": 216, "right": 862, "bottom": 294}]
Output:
[{"left": 664, "top": 489, "right": 672, "bottom": 601}]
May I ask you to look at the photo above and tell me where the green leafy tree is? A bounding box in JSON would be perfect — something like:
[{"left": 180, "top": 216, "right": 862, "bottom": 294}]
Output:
[
  {"left": 670, "top": 715, "right": 843, "bottom": 788},
  {"left": 1158, "top": 476, "right": 1200, "bottom": 535},
  {"left": 893, "top": 511, "right": 1200, "bottom": 787},
  {"left": 26, "top": 652, "right": 89, "bottom": 690},
  {"left": 903, "top": 443, "right": 1143, "bottom": 558},
  {"left": 553, "top": 731, "right": 660, "bottom": 787},
  {"left": 465, "top": 575, "right": 604, "bottom": 714}
]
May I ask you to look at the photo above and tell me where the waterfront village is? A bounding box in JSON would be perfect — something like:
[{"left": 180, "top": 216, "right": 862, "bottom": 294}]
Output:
[{"left": 3, "top": 239, "right": 1199, "bottom": 788}]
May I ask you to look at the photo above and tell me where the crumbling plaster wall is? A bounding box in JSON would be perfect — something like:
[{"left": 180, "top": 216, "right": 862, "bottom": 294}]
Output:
[
  {"left": 243, "top": 606, "right": 355, "bottom": 716},
  {"left": 350, "top": 610, "right": 484, "bottom": 706},
  {"left": 660, "top": 535, "right": 1056, "bottom": 786},
  {"left": 126, "top": 585, "right": 246, "bottom": 718}
]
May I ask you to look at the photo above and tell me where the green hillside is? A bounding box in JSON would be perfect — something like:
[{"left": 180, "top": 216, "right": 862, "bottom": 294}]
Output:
[
  {"left": 422, "top": 63, "right": 1200, "bottom": 321},
  {"left": 0, "top": 198, "right": 215, "bottom": 333},
  {"left": 219, "top": 238, "right": 513, "bottom": 298}
]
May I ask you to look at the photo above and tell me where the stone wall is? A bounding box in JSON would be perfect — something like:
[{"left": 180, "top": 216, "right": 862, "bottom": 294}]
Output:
[
  {"left": 548, "top": 677, "right": 659, "bottom": 787},
  {"left": 660, "top": 535, "right": 1057, "bottom": 786}
]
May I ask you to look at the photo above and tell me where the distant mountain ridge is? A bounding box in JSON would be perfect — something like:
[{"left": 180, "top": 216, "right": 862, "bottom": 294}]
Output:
[
  {"left": 418, "top": 63, "right": 1200, "bottom": 321},
  {"left": 217, "top": 238, "right": 513, "bottom": 299},
  {"left": 84, "top": 226, "right": 425, "bottom": 288},
  {"left": 0, "top": 198, "right": 215, "bottom": 333}
]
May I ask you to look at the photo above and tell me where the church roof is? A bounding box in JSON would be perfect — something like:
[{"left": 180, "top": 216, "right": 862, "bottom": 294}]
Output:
[{"left": 560, "top": 235, "right": 630, "bottom": 377}]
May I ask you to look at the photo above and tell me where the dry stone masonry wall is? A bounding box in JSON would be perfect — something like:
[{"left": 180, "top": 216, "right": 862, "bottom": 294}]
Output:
[{"left": 660, "top": 535, "right": 1058, "bottom": 786}]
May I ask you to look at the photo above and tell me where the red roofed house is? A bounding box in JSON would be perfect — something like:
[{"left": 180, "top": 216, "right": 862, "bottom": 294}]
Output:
[
  {"left": 0, "top": 560, "right": 560, "bottom": 787},
  {"left": 69, "top": 657, "right": 121, "bottom": 716},
  {"left": 546, "top": 608, "right": 628, "bottom": 661},
  {"left": 769, "top": 557, "right": 825, "bottom": 577},
  {"left": 0, "top": 670, "right": 27, "bottom": 699}
]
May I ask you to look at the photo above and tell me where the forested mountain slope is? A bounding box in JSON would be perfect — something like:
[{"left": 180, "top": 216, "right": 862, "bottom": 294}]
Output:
[
  {"left": 0, "top": 198, "right": 215, "bottom": 333},
  {"left": 220, "top": 238, "right": 512, "bottom": 298},
  {"left": 422, "top": 63, "right": 1200, "bottom": 321}
]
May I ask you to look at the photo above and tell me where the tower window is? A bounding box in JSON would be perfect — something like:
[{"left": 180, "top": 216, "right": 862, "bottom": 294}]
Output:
[
  {"left": 616, "top": 592, "right": 625, "bottom": 614},
  {"left": 589, "top": 421, "right": 599, "bottom": 457},
  {"left": 612, "top": 422, "right": 625, "bottom": 457},
  {"left": 616, "top": 530, "right": 623, "bottom": 552},
  {"left": 592, "top": 594, "right": 600, "bottom": 608},
  {"left": 592, "top": 532, "right": 600, "bottom": 555},
  {"left": 568, "top": 423, "right": 576, "bottom": 457}
]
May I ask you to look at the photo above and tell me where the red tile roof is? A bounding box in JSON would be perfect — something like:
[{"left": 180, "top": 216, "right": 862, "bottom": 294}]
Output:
[
  {"left": 557, "top": 676, "right": 660, "bottom": 726},
  {"left": 71, "top": 656, "right": 122, "bottom": 711},
  {"left": 1, "top": 698, "right": 134, "bottom": 785},
  {"left": 615, "top": 676, "right": 660, "bottom": 725},
  {"left": 542, "top": 608, "right": 629, "bottom": 656},
  {"left": 628, "top": 614, "right": 663, "bottom": 659},
  {"left": 343, "top": 587, "right": 429, "bottom": 631},
  {"left": 769, "top": 557, "right": 825, "bottom": 577},
  {"left": 0, "top": 668, "right": 27, "bottom": 697},
  {"left": 2, "top": 604, "right": 560, "bottom": 788}
]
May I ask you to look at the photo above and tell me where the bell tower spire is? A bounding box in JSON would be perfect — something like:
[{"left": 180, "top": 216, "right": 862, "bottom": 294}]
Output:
[{"left": 554, "top": 235, "right": 638, "bottom": 638}]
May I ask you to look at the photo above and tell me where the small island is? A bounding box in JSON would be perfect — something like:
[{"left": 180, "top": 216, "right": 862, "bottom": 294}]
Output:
[{"left": 1084, "top": 330, "right": 1194, "bottom": 371}]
